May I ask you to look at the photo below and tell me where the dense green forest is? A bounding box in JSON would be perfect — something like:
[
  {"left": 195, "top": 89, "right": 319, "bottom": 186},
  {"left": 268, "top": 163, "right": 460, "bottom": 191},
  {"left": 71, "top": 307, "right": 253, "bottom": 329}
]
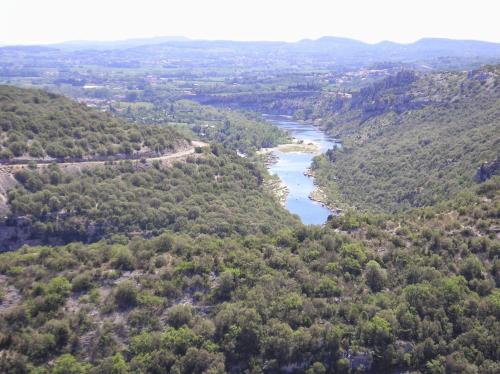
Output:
[
  {"left": 0, "top": 177, "right": 498, "bottom": 373},
  {"left": 5, "top": 147, "right": 299, "bottom": 246},
  {"left": 0, "top": 86, "right": 188, "bottom": 161},
  {"left": 312, "top": 67, "right": 500, "bottom": 213}
]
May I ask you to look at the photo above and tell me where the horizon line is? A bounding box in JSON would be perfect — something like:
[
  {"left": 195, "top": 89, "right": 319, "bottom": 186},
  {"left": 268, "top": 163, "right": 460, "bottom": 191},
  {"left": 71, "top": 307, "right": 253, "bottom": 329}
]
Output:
[{"left": 1, "top": 35, "right": 500, "bottom": 48}]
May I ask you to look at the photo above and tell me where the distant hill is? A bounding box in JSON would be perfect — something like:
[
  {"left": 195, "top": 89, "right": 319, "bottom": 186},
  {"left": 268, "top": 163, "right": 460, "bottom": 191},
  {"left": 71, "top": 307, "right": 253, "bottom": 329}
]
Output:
[
  {"left": 51, "top": 36, "right": 191, "bottom": 50},
  {"left": 127, "top": 37, "right": 500, "bottom": 68},
  {"left": 1, "top": 36, "right": 499, "bottom": 71},
  {"left": 293, "top": 37, "right": 500, "bottom": 66},
  {"left": 46, "top": 35, "right": 500, "bottom": 57}
]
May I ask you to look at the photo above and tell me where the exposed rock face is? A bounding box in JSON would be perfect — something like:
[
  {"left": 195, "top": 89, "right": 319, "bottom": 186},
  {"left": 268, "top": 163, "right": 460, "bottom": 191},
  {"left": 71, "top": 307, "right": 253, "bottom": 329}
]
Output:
[
  {"left": 0, "top": 275, "right": 22, "bottom": 313},
  {"left": 476, "top": 158, "right": 500, "bottom": 182},
  {"left": 191, "top": 91, "right": 320, "bottom": 115},
  {"left": 0, "top": 217, "right": 35, "bottom": 252},
  {"left": 0, "top": 170, "right": 18, "bottom": 215}
]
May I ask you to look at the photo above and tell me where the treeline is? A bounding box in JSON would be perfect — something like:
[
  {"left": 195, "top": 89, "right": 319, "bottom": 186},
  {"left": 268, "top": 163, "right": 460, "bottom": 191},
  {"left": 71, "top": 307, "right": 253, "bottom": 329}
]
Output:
[{"left": 0, "top": 177, "right": 498, "bottom": 373}]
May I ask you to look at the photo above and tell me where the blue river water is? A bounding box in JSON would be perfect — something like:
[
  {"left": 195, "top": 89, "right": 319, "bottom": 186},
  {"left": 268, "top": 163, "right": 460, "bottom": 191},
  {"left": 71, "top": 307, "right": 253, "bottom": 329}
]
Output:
[{"left": 264, "top": 115, "right": 340, "bottom": 225}]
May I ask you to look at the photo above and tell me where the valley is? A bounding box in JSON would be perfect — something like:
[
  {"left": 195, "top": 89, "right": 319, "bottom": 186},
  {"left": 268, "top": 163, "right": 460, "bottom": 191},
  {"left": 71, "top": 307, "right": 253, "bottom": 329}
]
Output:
[
  {"left": 0, "top": 35, "right": 498, "bottom": 374},
  {"left": 260, "top": 115, "right": 340, "bottom": 224}
]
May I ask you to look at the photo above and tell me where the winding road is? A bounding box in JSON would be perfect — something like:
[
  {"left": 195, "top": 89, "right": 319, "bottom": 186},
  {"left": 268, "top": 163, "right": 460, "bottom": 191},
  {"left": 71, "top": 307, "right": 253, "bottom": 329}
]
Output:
[{"left": 0, "top": 141, "right": 209, "bottom": 214}]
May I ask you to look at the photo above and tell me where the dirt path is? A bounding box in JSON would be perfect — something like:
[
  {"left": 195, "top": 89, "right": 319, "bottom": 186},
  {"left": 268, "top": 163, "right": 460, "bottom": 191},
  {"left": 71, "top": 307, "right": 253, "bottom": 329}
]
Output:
[
  {"left": 0, "top": 141, "right": 208, "bottom": 214},
  {"left": 41, "top": 140, "right": 207, "bottom": 173},
  {"left": 1, "top": 141, "right": 208, "bottom": 173}
]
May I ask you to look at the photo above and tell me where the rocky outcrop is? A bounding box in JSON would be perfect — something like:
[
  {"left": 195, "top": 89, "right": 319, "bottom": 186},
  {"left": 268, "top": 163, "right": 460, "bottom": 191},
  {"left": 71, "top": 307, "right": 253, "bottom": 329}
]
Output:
[
  {"left": 191, "top": 91, "right": 320, "bottom": 115},
  {"left": 476, "top": 159, "right": 499, "bottom": 182},
  {"left": 0, "top": 216, "right": 39, "bottom": 252},
  {"left": 0, "top": 170, "right": 18, "bottom": 215}
]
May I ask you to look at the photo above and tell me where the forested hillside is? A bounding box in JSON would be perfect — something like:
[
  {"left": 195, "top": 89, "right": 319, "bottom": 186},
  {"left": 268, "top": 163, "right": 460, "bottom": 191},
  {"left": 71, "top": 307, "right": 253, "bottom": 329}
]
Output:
[
  {"left": 2, "top": 147, "right": 299, "bottom": 250},
  {"left": 0, "top": 41, "right": 498, "bottom": 374},
  {"left": 117, "top": 100, "right": 289, "bottom": 154},
  {"left": 313, "top": 66, "right": 500, "bottom": 212},
  {"left": 0, "top": 86, "right": 188, "bottom": 162},
  {"left": 0, "top": 176, "right": 497, "bottom": 373}
]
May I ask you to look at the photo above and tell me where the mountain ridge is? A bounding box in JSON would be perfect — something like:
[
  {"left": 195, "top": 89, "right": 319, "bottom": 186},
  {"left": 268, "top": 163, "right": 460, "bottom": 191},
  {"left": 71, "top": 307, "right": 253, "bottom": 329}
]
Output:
[{"left": 2, "top": 35, "right": 499, "bottom": 51}]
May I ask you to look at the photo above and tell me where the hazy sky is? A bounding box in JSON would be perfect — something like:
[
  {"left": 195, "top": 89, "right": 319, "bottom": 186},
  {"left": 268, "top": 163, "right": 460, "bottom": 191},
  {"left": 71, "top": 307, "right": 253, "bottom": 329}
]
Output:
[{"left": 2, "top": 0, "right": 500, "bottom": 45}]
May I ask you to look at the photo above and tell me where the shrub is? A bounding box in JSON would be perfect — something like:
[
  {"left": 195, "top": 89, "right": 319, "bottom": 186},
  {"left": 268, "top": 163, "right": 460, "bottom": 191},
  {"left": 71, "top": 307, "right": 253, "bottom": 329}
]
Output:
[
  {"left": 52, "top": 354, "right": 90, "bottom": 374},
  {"left": 9, "top": 141, "right": 27, "bottom": 157},
  {"left": 112, "top": 247, "right": 135, "bottom": 271},
  {"left": 0, "top": 350, "right": 28, "bottom": 374},
  {"left": 113, "top": 281, "right": 138, "bottom": 310},
  {"left": 365, "top": 260, "right": 388, "bottom": 292},
  {"left": 72, "top": 272, "right": 93, "bottom": 292},
  {"left": 166, "top": 304, "right": 193, "bottom": 328}
]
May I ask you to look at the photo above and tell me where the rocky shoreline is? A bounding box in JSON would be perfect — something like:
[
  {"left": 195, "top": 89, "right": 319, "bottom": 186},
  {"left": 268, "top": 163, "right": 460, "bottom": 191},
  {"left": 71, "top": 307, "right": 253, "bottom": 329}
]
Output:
[
  {"left": 305, "top": 167, "right": 343, "bottom": 215},
  {"left": 258, "top": 138, "right": 321, "bottom": 156},
  {"left": 258, "top": 116, "right": 343, "bottom": 219},
  {"left": 265, "top": 176, "right": 289, "bottom": 207},
  {"left": 260, "top": 148, "right": 342, "bottom": 215}
]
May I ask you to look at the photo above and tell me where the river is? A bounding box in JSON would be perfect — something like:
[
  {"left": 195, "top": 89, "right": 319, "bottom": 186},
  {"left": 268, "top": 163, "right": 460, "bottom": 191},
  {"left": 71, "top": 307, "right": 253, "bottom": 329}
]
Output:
[{"left": 263, "top": 115, "right": 340, "bottom": 225}]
